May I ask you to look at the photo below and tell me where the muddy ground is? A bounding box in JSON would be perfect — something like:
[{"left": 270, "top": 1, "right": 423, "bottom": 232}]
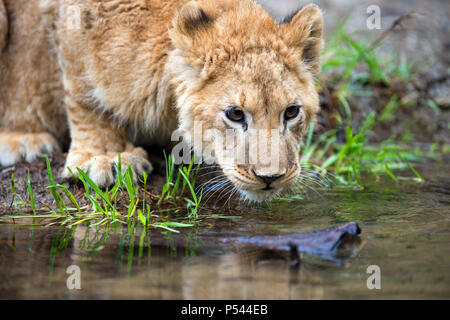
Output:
[{"left": 0, "top": 152, "right": 171, "bottom": 214}]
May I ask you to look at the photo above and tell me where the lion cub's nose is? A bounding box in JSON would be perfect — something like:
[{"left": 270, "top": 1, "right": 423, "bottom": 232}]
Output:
[{"left": 252, "top": 169, "right": 285, "bottom": 185}]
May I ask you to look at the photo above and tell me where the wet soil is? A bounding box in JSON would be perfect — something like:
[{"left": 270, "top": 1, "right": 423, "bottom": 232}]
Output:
[{"left": 0, "top": 152, "right": 170, "bottom": 215}]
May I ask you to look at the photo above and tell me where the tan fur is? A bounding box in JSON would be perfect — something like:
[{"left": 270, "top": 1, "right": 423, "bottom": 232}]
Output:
[
  {"left": 0, "top": 0, "right": 322, "bottom": 202},
  {"left": 0, "top": 0, "right": 68, "bottom": 166},
  {"left": 0, "top": 0, "right": 7, "bottom": 52}
]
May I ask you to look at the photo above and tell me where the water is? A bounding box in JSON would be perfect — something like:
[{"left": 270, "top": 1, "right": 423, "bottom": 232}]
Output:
[{"left": 0, "top": 163, "right": 449, "bottom": 299}]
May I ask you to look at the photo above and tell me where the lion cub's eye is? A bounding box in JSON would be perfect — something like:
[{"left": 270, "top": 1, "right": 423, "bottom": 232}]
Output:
[
  {"left": 225, "top": 107, "right": 246, "bottom": 123},
  {"left": 284, "top": 104, "right": 301, "bottom": 121}
]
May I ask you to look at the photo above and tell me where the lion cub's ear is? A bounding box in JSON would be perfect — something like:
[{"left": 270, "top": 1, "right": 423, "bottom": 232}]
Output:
[
  {"left": 280, "top": 4, "right": 323, "bottom": 75},
  {"left": 170, "top": 1, "right": 214, "bottom": 57},
  {"left": 175, "top": 1, "right": 213, "bottom": 36}
]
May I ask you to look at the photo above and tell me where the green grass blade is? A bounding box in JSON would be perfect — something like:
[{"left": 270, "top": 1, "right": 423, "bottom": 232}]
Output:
[{"left": 27, "top": 170, "right": 36, "bottom": 216}]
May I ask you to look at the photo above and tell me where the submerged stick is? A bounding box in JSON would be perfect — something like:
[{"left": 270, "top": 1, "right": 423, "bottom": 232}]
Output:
[{"left": 228, "top": 222, "right": 362, "bottom": 264}]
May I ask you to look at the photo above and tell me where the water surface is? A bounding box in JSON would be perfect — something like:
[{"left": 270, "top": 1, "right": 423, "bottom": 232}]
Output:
[{"left": 0, "top": 163, "right": 449, "bottom": 299}]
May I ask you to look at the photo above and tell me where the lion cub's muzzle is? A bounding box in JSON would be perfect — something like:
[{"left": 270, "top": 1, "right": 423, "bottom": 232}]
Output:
[
  {"left": 229, "top": 162, "right": 299, "bottom": 201},
  {"left": 251, "top": 168, "right": 286, "bottom": 190}
]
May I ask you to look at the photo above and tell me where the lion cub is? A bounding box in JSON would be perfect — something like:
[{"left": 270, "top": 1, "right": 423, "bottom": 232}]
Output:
[{"left": 0, "top": 0, "right": 322, "bottom": 202}]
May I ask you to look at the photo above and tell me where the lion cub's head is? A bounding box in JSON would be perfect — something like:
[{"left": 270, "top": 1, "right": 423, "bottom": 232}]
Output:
[{"left": 169, "top": 0, "right": 323, "bottom": 202}]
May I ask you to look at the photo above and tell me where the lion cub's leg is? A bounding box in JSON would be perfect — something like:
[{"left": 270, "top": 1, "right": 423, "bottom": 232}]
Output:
[
  {"left": 0, "top": 131, "right": 60, "bottom": 166},
  {"left": 62, "top": 96, "right": 153, "bottom": 188}
]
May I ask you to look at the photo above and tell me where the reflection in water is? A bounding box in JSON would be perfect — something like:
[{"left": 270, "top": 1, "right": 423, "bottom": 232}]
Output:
[
  {"left": 0, "top": 164, "right": 449, "bottom": 299},
  {"left": 0, "top": 224, "right": 332, "bottom": 299}
]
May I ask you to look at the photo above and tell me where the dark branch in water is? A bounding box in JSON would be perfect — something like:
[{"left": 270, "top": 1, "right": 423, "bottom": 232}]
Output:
[{"left": 229, "top": 222, "right": 362, "bottom": 265}]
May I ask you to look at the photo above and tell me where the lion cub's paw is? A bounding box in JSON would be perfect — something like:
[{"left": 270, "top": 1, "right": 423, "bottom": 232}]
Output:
[
  {"left": 61, "top": 149, "right": 153, "bottom": 188},
  {"left": 0, "top": 132, "right": 60, "bottom": 166}
]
